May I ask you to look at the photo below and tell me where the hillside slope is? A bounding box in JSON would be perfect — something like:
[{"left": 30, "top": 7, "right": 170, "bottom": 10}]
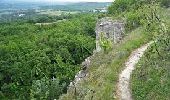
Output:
[
  {"left": 118, "top": 42, "right": 153, "bottom": 100},
  {"left": 60, "top": 27, "right": 152, "bottom": 100},
  {"left": 60, "top": 0, "right": 169, "bottom": 100},
  {"left": 131, "top": 8, "right": 170, "bottom": 100}
]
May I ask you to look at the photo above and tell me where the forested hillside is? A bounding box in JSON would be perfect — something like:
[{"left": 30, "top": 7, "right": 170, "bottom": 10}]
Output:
[
  {"left": 0, "top": 14, "right": 96, "bottom": 99},
  {"left": 60, "top": 0, "right": 170, "bottom": 100},
  {"left": 0, "top": 0, "right": 169, "bottom": 100}
]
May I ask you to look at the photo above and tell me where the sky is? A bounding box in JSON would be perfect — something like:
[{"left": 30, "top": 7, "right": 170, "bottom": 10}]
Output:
[{"left": 13, "top": 0, "right": 113, "bottom": 2}]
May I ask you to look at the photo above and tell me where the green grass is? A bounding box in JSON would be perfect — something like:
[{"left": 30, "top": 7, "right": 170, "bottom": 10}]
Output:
[
  {"left": 131, "top": 36, "right": 170, "bottom": 100},
  {"left": 131, "top": 8, "right": 170, "bottom": 100},
  {"left": 59, "top": 27, "right": 152, "bottom": 100},
  {"left": 60, "top": 7, "right": 170, "bottom": 100}
]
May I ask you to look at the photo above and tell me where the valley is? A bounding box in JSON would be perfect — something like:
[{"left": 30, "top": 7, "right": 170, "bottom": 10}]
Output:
[{"left": 0, "top": 0, "right": 169, "bottom": 100}]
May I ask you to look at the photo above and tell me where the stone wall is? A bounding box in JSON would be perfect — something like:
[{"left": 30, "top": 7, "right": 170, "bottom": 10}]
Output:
[{"left": 95, "top": 17, "right": 125, "bottom": 52}]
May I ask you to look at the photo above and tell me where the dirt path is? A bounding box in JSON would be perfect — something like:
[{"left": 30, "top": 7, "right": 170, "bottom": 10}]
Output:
[{"left": 117, "top": 42, "right": 153, "bottom": 100}]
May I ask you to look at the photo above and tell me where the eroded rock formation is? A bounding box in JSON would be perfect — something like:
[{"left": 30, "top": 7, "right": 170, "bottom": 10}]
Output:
[
  {"left": 69, "top": 17, "right": 125, "bottom": 87},
  {"left": 95, "top": 17, "right": 125, "bottom": 52}
]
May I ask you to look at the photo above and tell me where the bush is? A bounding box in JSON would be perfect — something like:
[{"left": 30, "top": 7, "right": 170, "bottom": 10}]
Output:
[
  {"left": 160, "top": 0, "right": 170, "bottom": 8},
  {"left": 108, "top": 0, "right": 137, "bottom": 14},
  {"left": 99, "top": 32, "right": 113, "bottom": 53},
  {"left": 125, "top": 10, "right": 143, "bottom": 31}
]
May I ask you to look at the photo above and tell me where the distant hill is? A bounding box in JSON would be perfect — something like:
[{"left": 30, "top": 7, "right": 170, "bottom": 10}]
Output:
[
  {"left": 41, "top": 2, "right": 112, "bottom": 11},
  {"left": 0, "top": 2, "right": 44, "bottom": 9},
  {"left": 0, "top": 1, "right": 111, "bottom": 11},
  {"left": 0, "top": 1, "right": 67, "bottom": 9}
]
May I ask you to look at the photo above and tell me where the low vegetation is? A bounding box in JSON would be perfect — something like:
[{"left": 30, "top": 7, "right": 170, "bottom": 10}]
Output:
[
  {"left": 131, "top": 34, "right": 170, "bottom": 100},
  {"left": 131, "top": 7, "right": 170, "bottom": 100}
]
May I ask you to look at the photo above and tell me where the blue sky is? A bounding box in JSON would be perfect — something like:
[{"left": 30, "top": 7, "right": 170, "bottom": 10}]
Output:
[{"left": 13, "top": 0, "right": 113, "bottom": 2}]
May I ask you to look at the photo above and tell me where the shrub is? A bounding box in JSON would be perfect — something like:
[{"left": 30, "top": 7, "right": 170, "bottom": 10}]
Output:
[
  {"left": 99, "top": 32, "right": 113, "bottom": 53},
  {"left": 125, "top": 10, "right": 143, "bottom": 31},
  {"left": 108, "top": 0, "right": 137, "bottom": 15},
  {"left": 160, "top": 0, "right": 170, "bottom": 8}
]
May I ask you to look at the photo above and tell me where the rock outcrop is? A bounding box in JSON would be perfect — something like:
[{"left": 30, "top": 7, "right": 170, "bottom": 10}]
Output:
[
  {"left": 69, "top": 17, "right": 125, "bottom": 87},
  {"left": 70, "top": 56, "right": 91, "bottom": 86},
  {"left": 95, "top": 17, "right": 125, "bottom": 52}
]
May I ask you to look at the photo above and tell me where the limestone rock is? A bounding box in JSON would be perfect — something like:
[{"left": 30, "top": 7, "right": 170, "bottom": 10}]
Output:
[
  {"left": 69, "top": 17, "right": 125, "bottom": 87},
  {"left": 95, "top": 17, "right": 125, "bottom": 52}
]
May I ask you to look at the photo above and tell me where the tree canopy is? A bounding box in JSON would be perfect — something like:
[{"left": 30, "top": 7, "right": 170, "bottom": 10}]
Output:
[{"left": 0, "top": 14, "right": 96, "bottom": 99}]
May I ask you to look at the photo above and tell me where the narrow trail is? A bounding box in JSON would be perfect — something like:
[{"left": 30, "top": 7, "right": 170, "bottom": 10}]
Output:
[{"left": 117, "top": 42, "right": 153, "bottom": 100}]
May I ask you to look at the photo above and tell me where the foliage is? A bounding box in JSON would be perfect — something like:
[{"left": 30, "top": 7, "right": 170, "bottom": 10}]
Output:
[
  {"left": 99, "top": 32, "right": 113, "bottom": 53},
  {"left": 60, "top": 27, "right": 152, "bottom": 100},
  {"left": 160, "top": 0, "right": 170, "bottom": 8},
  {"left": 108, "top": 0, "right": 137, "bottom": 14},
  {"left": 131, "top": 2, "right": 170, "bottom": 100},
  {"left": 124, "top": 9, "right": 143, "bottom": 32},
  {"left": 61, "top": 0, "right": 169, "bottom": 100},
  {"left": 108, "top": 0, "right": 145, "bottom": 32},
  {"left": 131, "top": 34, "right": 170, "bottom": 100},
  {"left": 0, "top": 14, "right": 96, "bottom": 99},
  {"left": 108, "top": 0, "right": 169, "bottom": 32}
]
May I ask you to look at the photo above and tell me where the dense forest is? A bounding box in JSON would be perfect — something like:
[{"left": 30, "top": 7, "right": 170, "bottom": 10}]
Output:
[{"left": 0, "top": 14, "right": 96, "bottom": 99}]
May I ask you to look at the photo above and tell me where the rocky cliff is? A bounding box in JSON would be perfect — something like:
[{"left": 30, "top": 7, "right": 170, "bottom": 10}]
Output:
[
  {"left": 95, "top": 17, "right": 125, "bottom": 52},
  {"left": 69, "top": 17, "right": 125, "bottom": 87}
]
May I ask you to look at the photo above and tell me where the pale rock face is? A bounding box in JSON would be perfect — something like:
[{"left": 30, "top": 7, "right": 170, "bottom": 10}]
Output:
[
  {"left": 69, "top": 17, "right": 125, "bottom": 87},
  {"left": 95, "top": 17, "right": 125, "bottom": 52}
]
